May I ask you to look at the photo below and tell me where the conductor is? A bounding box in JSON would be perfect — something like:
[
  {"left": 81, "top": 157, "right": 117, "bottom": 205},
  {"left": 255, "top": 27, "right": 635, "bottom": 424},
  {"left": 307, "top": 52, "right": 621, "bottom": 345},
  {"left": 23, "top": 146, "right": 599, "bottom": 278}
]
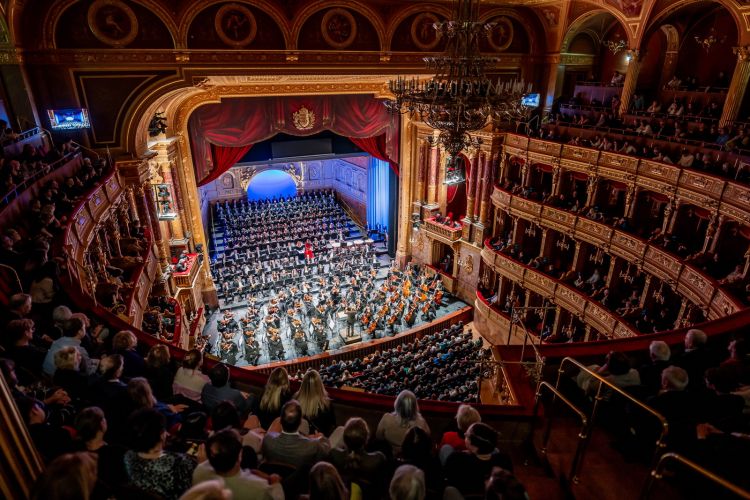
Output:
[{"left": 345, "top": 305, "right": 357, "bottom": 337}]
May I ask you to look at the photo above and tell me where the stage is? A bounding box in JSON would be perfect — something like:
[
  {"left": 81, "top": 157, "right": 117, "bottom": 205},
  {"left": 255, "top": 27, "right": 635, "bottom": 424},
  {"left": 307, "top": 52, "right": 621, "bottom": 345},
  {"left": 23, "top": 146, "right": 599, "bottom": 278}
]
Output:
[{"left": 201, "top": 246, "right": 468, "bottom": 367}]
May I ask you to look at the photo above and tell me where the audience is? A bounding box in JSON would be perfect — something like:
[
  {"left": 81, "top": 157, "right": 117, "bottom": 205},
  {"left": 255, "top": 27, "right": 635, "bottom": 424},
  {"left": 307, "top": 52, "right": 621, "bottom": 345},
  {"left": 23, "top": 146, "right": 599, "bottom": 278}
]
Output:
[{"left": 375, "top": 390, "right": 431, "bottom": 455}]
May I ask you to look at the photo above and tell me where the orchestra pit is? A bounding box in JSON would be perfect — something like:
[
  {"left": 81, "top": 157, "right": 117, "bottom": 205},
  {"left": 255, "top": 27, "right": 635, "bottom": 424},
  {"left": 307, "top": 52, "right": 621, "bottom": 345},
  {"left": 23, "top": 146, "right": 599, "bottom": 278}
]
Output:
[{"left": 1, "top": 0, "right": 750, "bottom": 499}]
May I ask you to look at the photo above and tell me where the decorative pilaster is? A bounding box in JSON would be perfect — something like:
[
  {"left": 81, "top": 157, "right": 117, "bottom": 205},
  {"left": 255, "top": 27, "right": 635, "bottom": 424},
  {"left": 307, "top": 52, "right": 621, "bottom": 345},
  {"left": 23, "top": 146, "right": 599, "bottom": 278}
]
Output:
[
  {"left": 464, "top": 150, "right": 480, "bottom": 224},
  {"left": 665, "top": 201, "right": 681, "bottom": 234},
  {"left": 585, "top": 175, "right": 599, "bottom": 207},
  {"left": 719, "top": 47, "right": 750, "bottom": 128},
  {"left": 551, "top": 166, "right": 561, "bottom": 195},
  {"left": 106, "top": 217, "right": 122, "bottom": 257},
  {"left": 673, "top": 298, "right": 689, "bottom": 329},
  {"left": 639, "top": 275, "right": 653, "bottom": 308},
  {"left": 618, "top": 50, "right": 642, "bottom": 116},
  {"left": 415, "top": 138, "right": 428, "bottom": 205},
  {"left": 427, "top": 136, "right": 440, "bottom": 205},
  {"left": 551, "top": 306, "right": 563, "bottom": 338},
  {"left": 478, "top": 152, "right": 495, "bottom": 225},
  {"left": 706, "top": 214, "right": 724, "bottom": 253},
  {"left": 626, "top": 187, "right": 640, "bottom": 218}
]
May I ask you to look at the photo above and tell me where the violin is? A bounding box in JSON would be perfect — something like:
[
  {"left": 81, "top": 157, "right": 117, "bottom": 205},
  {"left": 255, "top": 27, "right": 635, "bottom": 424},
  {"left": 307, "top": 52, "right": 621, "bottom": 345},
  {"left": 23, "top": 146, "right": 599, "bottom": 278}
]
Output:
[
  {"left": 434, "top": 290, "right": 444, "bottom": 305},
  {"left": 368, "top": 320, "right": 377, "bottom": 334},
  {"left": 422, "top": 301, "right": 431, "bottom": 314}
]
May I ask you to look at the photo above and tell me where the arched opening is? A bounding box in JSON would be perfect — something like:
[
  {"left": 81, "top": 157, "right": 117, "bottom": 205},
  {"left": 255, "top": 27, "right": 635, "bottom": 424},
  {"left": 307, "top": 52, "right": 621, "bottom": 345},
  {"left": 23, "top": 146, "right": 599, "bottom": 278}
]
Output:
[{"left": 246, "top": 169, "right": 298, "bottom": 202}]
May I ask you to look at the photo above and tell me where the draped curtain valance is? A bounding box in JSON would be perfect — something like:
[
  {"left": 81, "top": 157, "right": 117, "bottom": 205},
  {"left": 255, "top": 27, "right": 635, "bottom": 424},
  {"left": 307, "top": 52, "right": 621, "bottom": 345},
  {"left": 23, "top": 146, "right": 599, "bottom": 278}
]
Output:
[{"left": 188, "top": 94, "right": 399, "bottom": 186}]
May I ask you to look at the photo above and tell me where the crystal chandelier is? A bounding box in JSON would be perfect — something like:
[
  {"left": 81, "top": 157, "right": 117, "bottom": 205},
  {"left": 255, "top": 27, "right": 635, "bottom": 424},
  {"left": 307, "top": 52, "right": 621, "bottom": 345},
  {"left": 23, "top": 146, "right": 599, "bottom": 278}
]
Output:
[
  {"left": 603, "top": 39, "right": 626, "bottom": 55},
  {"left": 385, "top": 0, "right": 531, "bottom": 170}
]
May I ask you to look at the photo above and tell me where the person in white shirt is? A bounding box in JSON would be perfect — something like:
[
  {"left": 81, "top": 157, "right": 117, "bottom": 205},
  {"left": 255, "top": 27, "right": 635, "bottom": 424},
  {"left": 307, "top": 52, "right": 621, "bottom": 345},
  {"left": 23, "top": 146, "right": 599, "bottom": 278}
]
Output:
[
  {"left": 173, "top": 348, "right": 210, "bottom": 402},
  {"left": 646, "top": 101, "right": 662, "bottom": 114},
  {"left": 193, "top": 428, "right": 284, "bottom": 500},
  {"left": 678, "top": 149, "right": 695, "bottom": 168},
  {"left": 619, "top": 141, "right": 636, "bottom": 155},
  {"left": 635, "top": 120, "right": 653, "bottom": 136},
  {"left": 43, "top": 317, "right": 91, "bottom": 376}
]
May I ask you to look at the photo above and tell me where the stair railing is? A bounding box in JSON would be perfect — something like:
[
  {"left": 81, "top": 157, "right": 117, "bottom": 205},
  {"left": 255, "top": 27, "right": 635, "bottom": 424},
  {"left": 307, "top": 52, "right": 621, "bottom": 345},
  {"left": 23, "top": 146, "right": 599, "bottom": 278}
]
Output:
[
  {"left": 531, "top": 381, "right": 589, "bottom": 484},
  {"left": 555, "top": 357, "right": 670, "bottom": 476},
  {"left": 640, "top": 452, "right": 750, "bottom": 499}
]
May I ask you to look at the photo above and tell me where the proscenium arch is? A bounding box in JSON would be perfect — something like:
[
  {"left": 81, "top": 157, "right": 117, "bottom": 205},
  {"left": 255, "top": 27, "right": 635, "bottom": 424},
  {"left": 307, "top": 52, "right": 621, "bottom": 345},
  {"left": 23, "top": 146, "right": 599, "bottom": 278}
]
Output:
[
  {"left": 239, "top": 165, "right": 302, "bottom": 192},
  {"left": 562, "top": 9, "right": 634, "bottom": 52},
  {"left": 42, "top": 0, "right": 179, "bottom": 50},
  {"left": 384, "top": 3, "right": 453, "bottom": 52},
  {"left": 290, "top": 0, "right": 386, "bottom": 52},
  {"left": 177, "top": 0, "right": 293, "bottom": 50},
  {"left": 640, "top": 0, "right": 746, "bottom": 49}
]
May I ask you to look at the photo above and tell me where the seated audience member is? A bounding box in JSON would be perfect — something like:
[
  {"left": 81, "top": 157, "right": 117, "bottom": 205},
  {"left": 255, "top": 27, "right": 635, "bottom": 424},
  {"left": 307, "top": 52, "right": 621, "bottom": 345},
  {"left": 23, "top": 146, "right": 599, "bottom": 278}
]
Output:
[
  {"left": 257, "top": 367, "right": 292, "bottom": 429},
  {"left": 112, "top": 330, "right": 145, "bottom": 379},
  {"left": 329, "top": 417, "right": 388, "bottom": 497},
  {"left": 294, "top": 369, "right": 335, "bottom": 436},
  {"left": 144, "top": 344, "right": 175, "bottom": 402},
  {"left": 576, "top": 351, "right": 641, "bottom": 398},
  {"left": 30, "top": 452, "right": 98, "bottom": 500},
  {"left": 638, "top": 341, "right": 672, "bottom": 396},
  {"left": 675, "top": 329, "right": 715, "bottom": 390},
  {"left": 124, "top": 408, "right": 196, "bottom": 500},
  {"left": 375, "top": 390, "right": 431, "bottom": 455},
  {"left": 439, "top": 404, "right": 481, "bottom": 451},
  {"left": 73, "top": 407, "right": 128, "bottom": 492},
  {"left": 678, "top": 148, "right": 695, "bottom": 168},
  {"left": 192, "top": 428, "right": 283, "bottom": 500},
  {"left": 401, "top": 426, "right": 443, "bottom": 493},
  {"left": 443, "top": 422, "right": 513, "bottom": 497},
  {"left": 52, "top": 346, "right": 89, "bottom": 403},
  {"left": 666, "top": 75, "right": 682, "bottom": 89},
  {"left": 306, "top": 461, "right": 349, "bottom": 500},
  {"left": 702, "top": 367, "right": 746, "bottom": 431},
  {"left": 261, "top": 399, "right": 330, "bottom": 470},
  {"left": 646, "top": 366, "right": 699, "bottom": 451},
  {"left": 126, "top": 377, "right": 184, "bottom": 428},
  {"left": 201, "top": 362, "right": 253, "bottom": 416},
  {"left": 389, "top": 464, "right": 426, "bottom": 500},
  {"left": 173, "top": 349, "right": 210, "bottom": 402},
  {"left": 3, "top": 319, "right": 47, "bottom": 385},
  {"left": 646, "top": 100, "right": 662, "bottom": 114},
  {"left": 179, "top": 479, "right": 231, "bottom": 500},
  {"left": 16, "top": 395, "right": 74, "bottom": 463},
  {"left": 484, "top": 467, "right": 528, "bottom": 500},
  {"left": 42, "top": 317, "right": 91, "bottom": 376},
  {"left": 0, "top": 292, "right": 32, "bottom": 330}
]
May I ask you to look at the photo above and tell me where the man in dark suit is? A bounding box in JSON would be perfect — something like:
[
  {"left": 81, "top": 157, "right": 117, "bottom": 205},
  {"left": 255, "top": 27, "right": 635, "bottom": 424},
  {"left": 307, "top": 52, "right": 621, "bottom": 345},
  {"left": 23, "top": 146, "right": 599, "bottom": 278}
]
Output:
[
  {"left": 675, "top": 329, "right": 716, "bottom": 390},
  {"left": 261, "top": 400, "right": 329, "bottom": 470}
]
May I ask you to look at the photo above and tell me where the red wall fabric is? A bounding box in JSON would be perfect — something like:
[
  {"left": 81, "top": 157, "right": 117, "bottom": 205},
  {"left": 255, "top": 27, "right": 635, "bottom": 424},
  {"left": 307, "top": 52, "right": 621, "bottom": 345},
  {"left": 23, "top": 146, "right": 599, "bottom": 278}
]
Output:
[
  {"left": 189, "top": 94, "right": 399, "bottom": 185},
  {"left": 348, "top": 135, "right": 399, "bottom": 175},
  {"left": 200, "top": 144, "right": 254, "bottom": 186}
]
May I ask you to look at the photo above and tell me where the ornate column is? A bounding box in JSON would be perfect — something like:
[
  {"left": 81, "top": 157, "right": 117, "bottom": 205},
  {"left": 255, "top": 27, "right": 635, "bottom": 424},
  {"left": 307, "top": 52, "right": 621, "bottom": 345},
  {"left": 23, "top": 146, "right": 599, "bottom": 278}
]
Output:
[
  {"left": 511, "top": 217, "right": 522, "bottom": 245},
  {"left": 673, "top": 298, "right": 689, "bottom": 329},
  {"left": 585, "top": 175, "right": 599, "bottom": 207},
  {"left": 618, "top": 50, "right": 642, "bottom": 116},
  {"left": 464, "top": 149, "right": 480, "bottom": 224},
  {"left": 719, "top": 47, "right": 750, "bottom": 128},
  {"left": 583, "top": 325, "right": 592, "bottom": 343},
  {"left": 551, "top": 306, "right": 563, "bottom": 337},
  {"left": 639, "top": 275, "right": 653, "bottom": 308},
  {"left": 472, "top": 151, "right": 486, "bottom": 220},
  {"left": 626, "top": 187, "right": 641, "bottom": 218},
  {"left": 538, "top": 229, "right": 550, "bottom": 258},
  {"left": 519, "top": 162, "right": 529, "bottom": 187},
  {"left": 126, "top": 187, "right": 140, "bottom": 225},
  {"left": 134, "top": 185, "right": 151, "bottom": 234},
  {"left": 478, "top": 152, "right": 495, "bottom": 225},
  {"left": 706, "top": 214, "right": 724, "bottom": 253},
  {"left": 665, "top": 201, "right": 681, "bottom": 234},
  {"left": 571, "top": 242, "right": 584, "bottom": 272},
  {"left": 541, "top": 54, "right": 565, "bottom": 113},
  {"left": 623, "top": 185, "right": 636, "bottom": 219},
  {"left": 605, "top": 256, "right": 619, "bottom": 287},
  {"left": 427, "top": 136, "right": 440, "bottom": 205},
  {"left": 106, "top": 217, "right": 122, "bottom": 257},
  {"left": 415, "top": 138, "right": 429, "bottom": 206},
  {"left": 551, "top": 166, "right": 561, "bottom": 195}
]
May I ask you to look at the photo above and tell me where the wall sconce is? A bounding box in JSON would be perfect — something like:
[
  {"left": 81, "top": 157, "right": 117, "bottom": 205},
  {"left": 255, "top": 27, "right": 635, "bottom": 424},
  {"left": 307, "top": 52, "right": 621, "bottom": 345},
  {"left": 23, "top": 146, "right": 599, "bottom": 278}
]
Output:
[{"left": 603, "top": 39, "right": 626, "bottom": 55}]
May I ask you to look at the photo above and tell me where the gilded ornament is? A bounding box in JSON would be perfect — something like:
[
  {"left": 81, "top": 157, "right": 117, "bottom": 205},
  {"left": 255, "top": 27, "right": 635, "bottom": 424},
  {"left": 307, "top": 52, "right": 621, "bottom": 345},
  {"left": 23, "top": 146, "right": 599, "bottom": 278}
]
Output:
[
  {"left": 87, "top": 0, "right": 139, "bottom": 48},
  {"left": 321, "top": 8, "right": 357, "bottom": 49},
  {"left": 292, "top": 106, "right": 316, "bottom": 131},
  {"left": 215, "top": 3, "right": 257, "bottom": 48}
]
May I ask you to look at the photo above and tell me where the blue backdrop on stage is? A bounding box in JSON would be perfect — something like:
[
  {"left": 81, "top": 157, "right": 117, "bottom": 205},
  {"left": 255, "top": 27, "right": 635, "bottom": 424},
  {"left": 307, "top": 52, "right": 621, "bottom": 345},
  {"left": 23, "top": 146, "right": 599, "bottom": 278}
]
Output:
[{"left": 246, "top": 169, "right": 298, "bottom": 201}]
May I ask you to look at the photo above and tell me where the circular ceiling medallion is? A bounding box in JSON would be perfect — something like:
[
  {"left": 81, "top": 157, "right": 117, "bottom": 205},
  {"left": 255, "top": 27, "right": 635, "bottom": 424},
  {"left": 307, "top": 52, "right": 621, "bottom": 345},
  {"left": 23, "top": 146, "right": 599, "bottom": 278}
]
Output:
[
  {"left": 321, "top": 8, "right": 357, "bottom": 49},
  {"left": 215, "top": 3, "right": 258, "bottom": 48},
  {"left": 87, "top": 0, "right": 139, "bottom": 48},
  {"left": 411, "top": 13, "right": 441, "bottom": 51},
  {"left": 487, "top": 16, "right": 514, "bottom": 52}
]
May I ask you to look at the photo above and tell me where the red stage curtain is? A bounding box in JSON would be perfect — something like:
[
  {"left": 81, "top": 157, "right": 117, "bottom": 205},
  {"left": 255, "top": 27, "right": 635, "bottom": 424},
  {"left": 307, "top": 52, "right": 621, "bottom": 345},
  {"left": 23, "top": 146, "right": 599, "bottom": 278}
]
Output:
[
  {"left": 349, "top": 134, "right": 399, "bottom": 175},
  {"left": 199, "top": 144, "right": 254, "bottom": 187},
  {"left": 189, "top": 95, "right": 398, "bottom": 184}
]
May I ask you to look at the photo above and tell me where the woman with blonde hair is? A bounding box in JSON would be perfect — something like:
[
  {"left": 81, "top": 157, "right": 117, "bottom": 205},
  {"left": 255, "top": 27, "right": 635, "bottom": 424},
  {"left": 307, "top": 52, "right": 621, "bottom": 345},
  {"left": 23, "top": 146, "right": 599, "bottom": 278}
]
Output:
[
  {"left": 294, "top": 369, "right": 335, "bottom": 435},
  {"left": 52, "top": 346, "right": 88, "bottom": 401},
  {"left": 257, "top": 367, "right": 290, "bottom": 429}
]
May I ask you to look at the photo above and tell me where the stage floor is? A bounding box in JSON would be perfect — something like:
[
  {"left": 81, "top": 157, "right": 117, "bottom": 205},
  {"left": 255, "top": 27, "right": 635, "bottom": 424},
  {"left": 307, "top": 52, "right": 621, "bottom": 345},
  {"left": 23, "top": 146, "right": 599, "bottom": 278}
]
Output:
[{"left": 202, "top": 246, "right": 468, "bottom": 367}]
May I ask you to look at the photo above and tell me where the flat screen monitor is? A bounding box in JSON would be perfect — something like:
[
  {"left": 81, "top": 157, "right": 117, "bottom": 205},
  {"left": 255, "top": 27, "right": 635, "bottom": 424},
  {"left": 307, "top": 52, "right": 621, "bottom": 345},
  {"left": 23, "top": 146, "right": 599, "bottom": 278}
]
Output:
[
  {"left": 521, "top": 93, "right": 540, "bottom": 108},
  {"left": 47, "top": 108, "right": 91, "bottom": 130}
]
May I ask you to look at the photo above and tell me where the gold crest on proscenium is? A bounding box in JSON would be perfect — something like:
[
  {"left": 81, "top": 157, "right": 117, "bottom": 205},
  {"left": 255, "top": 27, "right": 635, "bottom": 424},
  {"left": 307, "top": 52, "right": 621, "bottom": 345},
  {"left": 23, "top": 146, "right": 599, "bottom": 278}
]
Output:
[{"left": 293, "top": 106, "right": 315, "bottom": 131}]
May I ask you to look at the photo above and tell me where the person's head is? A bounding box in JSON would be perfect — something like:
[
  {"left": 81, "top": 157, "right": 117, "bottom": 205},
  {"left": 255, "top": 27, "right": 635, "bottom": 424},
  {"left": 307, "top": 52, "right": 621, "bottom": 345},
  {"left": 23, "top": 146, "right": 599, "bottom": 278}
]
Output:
[
  {"left": 0, "top": 358, "right": 18, "bottom": 387},
  {"left": 705, "top": 367, "right": 739, "bottom": 394},
  {"left": 465, "top": 422, "right": 499, "bottom": 455},
  {"left": 685, "top": 329, "right": 707, "bottom": 350},
  {"left": 394, "top": 390, "right": 420, "bottom": 425},
  {"left": 129, "top": 407, "right": 167, "bottom": 453},
  {"left": 206, "top": 428, "right": 242, "bottom": 476},
  {"left": 146, "top": 344, "right": 170, "bottom": 368},
  {"left": 208, "top": 363, "right": 230, "bottom": 387},
  {"left": 74, "top": 407, "right": 107, "bottom": 444},
  {"left": 54, "top": 346, "right": 81, "bottom": 371},
  {"left": 5, "top": 318, "right": 34, "bottom": 346},
  {"left": 308, "top": 461, "right": 348, "bottom": 500},
  {"left": 661, "top": 366, "right": 689, "bottom": 392},
  {"left": 342, "top": 417, "right": 369, "bottom": 453},
  {"left": 16, "top": 395, "right": 46, "bottom": 425},
  {"left": 10, "top": 293, "right": 32, "bottom": 314},
  {"left": 649, "top": 341, "right": 671, "bottom": 362},
  {"left": 280, "top": 399, "right": 303, "bottom": 433},
  {"left": 604, "top": 351, "right": 631, "bottom": 376},
  {"left": 31, "top": 452, "right": 98, "bottom": 500},
  {"left": 211, "top": 401, "right": 241, "bottom": 431},
  {"left": 389, "top": 464, "right": 426, "bottom": 500},
  {"left": 182, "top": 349, "right": 203, "bottom": 370},
  {"left": 456, "top": 404, "right": 482, "bottom": 435},
  {"left": 260, "top": 367, "right": 290, "bottom": 412},
  {"left": 401, "top": 426, "right": 432, "bottom": 462},
  {"left": 127, "top": 377, "right": 156, "bottom": 409},
  {"left": 52, "top": 305, "right": 72, "bottom": 326},
  {"left": 484, "top": 467, "right": 528, "bottom": 500},
  {"left": 98, "top": 354, "right": 124, "bottom": 381},
  {"left": 296, "top": 369, "right": 329, "bottom": 418},
  {"left": 112, "top": 330, "right": 137, "bottom": 351},
  {"left": 178, "top": 479, "right": 231, "bottom": 500}
]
